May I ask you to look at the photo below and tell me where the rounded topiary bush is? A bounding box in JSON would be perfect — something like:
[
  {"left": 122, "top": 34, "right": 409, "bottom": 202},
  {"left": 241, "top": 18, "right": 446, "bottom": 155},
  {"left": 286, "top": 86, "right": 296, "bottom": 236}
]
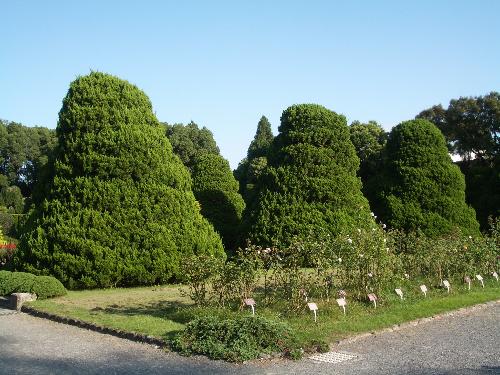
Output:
[
  {"left": 31, "top": 276, "right": 67, "bottom": 299},
  {"left": 13, "top": 72, "right": 224, "bottom": 289},
  {"left": 0, "top": 270, "right": 12, "bottom": 295},
  {"left": 372, "top": 119, "right": 480, "bottom": 237},
  {"left": 245, "top": 104, "right": 374, "bottom": 247},
  {"left": 1, "top": 272, "right": 36, "bottom": 295}
]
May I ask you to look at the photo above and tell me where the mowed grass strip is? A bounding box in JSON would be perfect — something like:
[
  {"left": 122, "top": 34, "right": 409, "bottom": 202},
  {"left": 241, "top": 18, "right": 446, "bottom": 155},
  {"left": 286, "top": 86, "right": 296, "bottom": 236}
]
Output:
[
  {"left": 28, "top": 285, "right": 191, "bottom": 338},
  {"left": 28, "top": 281, "right": 500, "bottom": 347}
]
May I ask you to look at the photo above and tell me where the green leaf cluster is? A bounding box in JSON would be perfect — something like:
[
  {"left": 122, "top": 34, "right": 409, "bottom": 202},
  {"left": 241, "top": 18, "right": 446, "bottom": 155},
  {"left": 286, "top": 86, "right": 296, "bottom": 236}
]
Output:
[
  {"left": 13, "top": 72, "right": 224, "bottom": 289},
  {"left": 373, "top": 119, "right": 480, "bottom": 237},
  {"left": 245, "top": 104, "right": 374, "bottom": 247}
]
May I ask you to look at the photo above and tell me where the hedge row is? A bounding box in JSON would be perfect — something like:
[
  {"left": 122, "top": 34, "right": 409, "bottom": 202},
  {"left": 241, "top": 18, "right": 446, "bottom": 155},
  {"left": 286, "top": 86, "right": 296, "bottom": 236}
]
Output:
[{"left": 0, "top": 271, "right": 67, "bottom": 299}]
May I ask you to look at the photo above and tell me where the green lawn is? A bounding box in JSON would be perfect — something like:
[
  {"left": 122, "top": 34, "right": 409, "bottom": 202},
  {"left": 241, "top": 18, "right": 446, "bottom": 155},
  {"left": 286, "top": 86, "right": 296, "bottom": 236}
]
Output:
[{"left": 28, "top": 279, "right": 500, "bottom": 348}]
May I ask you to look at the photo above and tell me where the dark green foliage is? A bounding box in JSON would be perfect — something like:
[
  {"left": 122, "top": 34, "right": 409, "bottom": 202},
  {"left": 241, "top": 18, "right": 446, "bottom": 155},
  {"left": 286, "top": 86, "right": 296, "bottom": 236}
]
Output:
[
  {"left": 417, "top": 92, "right": 499, "bottom": 161},
  {"left": 417, "top": 92, "right": 500, "bottom": 229},
  {"left": 164, "top": 121, "right": 220, "bottom": 171},
  {"left": 172, "top": 315, "right": 300, "bottom": 362},
  {"left": 234, "top": 116, "right": 274, "bottom": 206},
  {"left": 13, "top": 72, "right": 224, "bottom": 289},
  {"left": 0, "top": 271, "right": 36, "bottom": 295},
  {"left": 373, "top": 119, "right": 480, "bottom": 237},
  {"left": 245, "top": 104, "right": 374, "bottom": 247},
  {"left": 191, "top": 154, "right": 245, "bottom": 251},
  {"left": 0, "top": 120, "right": 56, "bottom": 197},
  {"left": 349, "top": 121, "right": 387, "bottom": 207},
  {"left": 247, "top": 116, "right": 274, "bottom": 160},
  {"left": 0, "top": 270, "right": 11, "bottom": 294},
  {"left": 31, "top": 275, "right": 67, "bottom": 299}
]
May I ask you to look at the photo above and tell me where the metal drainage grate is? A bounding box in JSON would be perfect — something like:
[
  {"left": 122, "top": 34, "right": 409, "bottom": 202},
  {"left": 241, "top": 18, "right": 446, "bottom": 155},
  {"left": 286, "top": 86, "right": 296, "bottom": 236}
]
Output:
[{"left": 309, "top": 351, "right": 358, "bottom": 364}]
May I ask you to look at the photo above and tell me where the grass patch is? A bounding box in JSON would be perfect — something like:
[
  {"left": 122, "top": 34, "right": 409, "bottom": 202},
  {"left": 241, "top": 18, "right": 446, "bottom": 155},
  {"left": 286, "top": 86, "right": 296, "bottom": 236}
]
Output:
[{"left": 28, "top": 280, "right": 499, "bottom": 354}]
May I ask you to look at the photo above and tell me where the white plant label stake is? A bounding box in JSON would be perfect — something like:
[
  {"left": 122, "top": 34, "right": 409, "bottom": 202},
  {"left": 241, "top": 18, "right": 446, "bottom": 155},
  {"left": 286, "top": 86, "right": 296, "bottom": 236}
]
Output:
[
  {"left": 395, "top": 288, "right": 404, "bottom": 300},
  {"left": 307, "top": 302, "right": 318, "bottom": 322},
  {"left": 443, "top": 280, "right": 451, "bottom": 293},
  {"left": 420, "top": 284, "right": 428, "bottom": 297},
  {"left": 244, "top": 298, "right": 256, "bottom": 316},
  {"left": 464, "top": 276, "right": 471, "bottom": 290},
  {"left": 336, "top": 298, "right": 347, "bottom": 315},
  {"left": 492, "top": 272, "right": 498, "bottom": 282},
  {"left": 368, "top": 293, "right": 377, "bottom": 308},
  {"left": 476, "top": 274, "right": 484, "bottom": 288}
]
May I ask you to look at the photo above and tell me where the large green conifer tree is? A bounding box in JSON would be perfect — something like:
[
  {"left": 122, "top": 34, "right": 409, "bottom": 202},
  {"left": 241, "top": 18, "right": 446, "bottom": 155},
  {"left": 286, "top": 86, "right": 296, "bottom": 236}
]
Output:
[
  {"left": 13, "top": 72, "right": 224, "bottom": 288},
  {"left": 234, "top": 116, "right": 274, "bottom": 206},
  {"left": 191, "top": 153, "right": 245, "bottom": 251},
  {"left": 373, "top": 119, "right": 480, "bottom": 236},
  {"left": 245, "top": 104, "right": 373, "bottom": 247}
]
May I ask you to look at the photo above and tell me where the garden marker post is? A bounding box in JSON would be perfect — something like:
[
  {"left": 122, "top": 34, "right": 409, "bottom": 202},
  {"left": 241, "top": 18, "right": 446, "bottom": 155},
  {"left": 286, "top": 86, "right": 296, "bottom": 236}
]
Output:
[
  {"left": 368, "top": 293, "right": 377, "bottom": 308},
  {"left": 307, "top": 302, "right": 318, "bottom": 323},
  {"left": 244, "top": 298, "right": 256, "bottom": 316},
  {"left": 492, "top": 272, "right": 498, "bottom": 282},
  {"left": 336, "top": 298, "right": 347, "bottom": 315},
  {"left": 420, "top": 285, "right": 428, "bottom": 297},
  {"left": 442, "top": 280, "right": 451, "bottom": 293},
  {"left": 475, "top": 275, "right": 484, "bottom": 288},
  {"left": 395, "top": 288, "right": 404, "bottom": 300},
  {"left": 464, "top": 276, "right": 471, "bottom": 290}
]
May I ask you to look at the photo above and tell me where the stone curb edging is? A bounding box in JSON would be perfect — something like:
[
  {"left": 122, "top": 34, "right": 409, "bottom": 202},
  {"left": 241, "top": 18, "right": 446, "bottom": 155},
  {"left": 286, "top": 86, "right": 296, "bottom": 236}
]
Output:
[
  {"left": 332, "top": 299, "right": 500, "bottom": 347},
  {"left": 21, "top": 305, "right": 167, "bottom": 348}
]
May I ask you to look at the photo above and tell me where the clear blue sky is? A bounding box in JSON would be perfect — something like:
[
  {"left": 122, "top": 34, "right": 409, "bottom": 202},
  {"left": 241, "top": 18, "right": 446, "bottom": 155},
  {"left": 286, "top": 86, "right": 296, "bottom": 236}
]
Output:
[{"left": 1, "top": 1, "right": 499, "bottom": 168}]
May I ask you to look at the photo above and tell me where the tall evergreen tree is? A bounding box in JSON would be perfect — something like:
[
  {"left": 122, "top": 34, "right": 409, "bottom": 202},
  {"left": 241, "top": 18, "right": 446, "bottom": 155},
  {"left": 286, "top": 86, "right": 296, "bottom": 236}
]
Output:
[
  {"left": 164, "top": 121, "right": 219, "bottom": 171},
  {"left": 234, "top": 116, "right": 274, "bottom": 206},
  {"left": 245, "top": 104, "right": 374, "bottom": 247},
  {"left": 191, "top": 153, "right": 245, "bottom": 251},
  {"left": 373, "top": 119, "right": 480, "bottom": 236},
  {"left": 13, "top": 72, "right": 224, "bottom": 288}
]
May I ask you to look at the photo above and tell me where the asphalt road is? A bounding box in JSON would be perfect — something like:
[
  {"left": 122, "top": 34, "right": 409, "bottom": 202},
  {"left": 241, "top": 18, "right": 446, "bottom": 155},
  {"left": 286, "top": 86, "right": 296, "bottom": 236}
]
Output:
[{"left": 1, "top": 302, "right": 499, "bottom": 375}]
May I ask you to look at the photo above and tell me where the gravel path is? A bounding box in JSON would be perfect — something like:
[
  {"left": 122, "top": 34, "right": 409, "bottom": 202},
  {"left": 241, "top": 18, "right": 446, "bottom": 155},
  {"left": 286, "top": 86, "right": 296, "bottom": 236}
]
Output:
[{"left": 1, "top": 302, "right": 499, "bottom": 375}]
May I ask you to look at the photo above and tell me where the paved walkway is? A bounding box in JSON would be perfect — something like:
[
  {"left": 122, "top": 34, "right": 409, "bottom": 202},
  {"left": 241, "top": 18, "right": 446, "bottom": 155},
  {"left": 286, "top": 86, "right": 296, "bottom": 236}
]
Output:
[{"left": 1, "top": 302, "right": 499, "bottom": 375}]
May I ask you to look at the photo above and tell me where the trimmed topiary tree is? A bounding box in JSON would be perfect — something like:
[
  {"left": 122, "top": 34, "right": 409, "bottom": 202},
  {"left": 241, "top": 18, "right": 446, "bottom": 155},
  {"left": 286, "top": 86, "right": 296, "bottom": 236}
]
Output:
[
  {"left": 191, "top": 153, "right": 245, "bottom": 252},
  {"left": 373, "top": 119, "right": 480, "bottom": 236},
  {"left": 13, "top": 72, "right": 224, "bottom": 289},
  {"left": 234, "top": 116, "right": 274, "bottom": 207},
  {"left": 245, "top": 104, "right": 374, "bottom": 247}
]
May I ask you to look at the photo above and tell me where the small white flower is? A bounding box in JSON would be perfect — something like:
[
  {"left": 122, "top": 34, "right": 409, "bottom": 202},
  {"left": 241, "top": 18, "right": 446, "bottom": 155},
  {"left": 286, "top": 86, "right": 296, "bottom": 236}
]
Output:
[
  {"left": 257, "top": 250, "right": 261, "bottom": 254},
  {"left": 357, "top": 228, "right": 361, "bottom": 233},
  {"left": 374, "top": 215, "right": 377, "bottom": 219},
  {"left": 383, "top": 238, "right": 387, "bottom": 243},
  {"left": 404, "top": 273, "right": 409, "bottom": 279},
  {"left": 372, "top": 228, "right": 376, "bottom": 231},
  {"left": 338, "top": 257, "right": 342, "bottom": 263},
  {"left": 382, "top": 224, "right": 386, "bottom": 229},
  {"left": 347, "top": 238, "right": 353, "bottom": 244},
  {"left": 370, "top": 212, "right": 375, "bottom": 217},
  {"left": 368, "top": 272, "right": 373, "bottom": 278},
  {"left": 359, "top": 253, "right": 364, "bottom": 258},
  {"left": 264, "top": 247, "right": 271, "bottom": 254},
  {"left": 386, "top": 247, "right": 390, "bottom": 253},
  {"left": 468, "top": 236, "right": 472, "bottom": 239}
]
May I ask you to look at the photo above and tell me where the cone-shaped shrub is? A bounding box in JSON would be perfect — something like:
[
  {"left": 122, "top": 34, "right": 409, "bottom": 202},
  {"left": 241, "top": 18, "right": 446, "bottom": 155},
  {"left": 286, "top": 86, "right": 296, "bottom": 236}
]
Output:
[
  {"left": 245, "top": 104, "right": 374, "bottom": 247},
  {"left": 13, "top": 72, "right": 224, "bottom": 288},
  {"left": 373, "top": 119, "right": 480, "bottom": 236},
  {"left": 191, "top": 153, "right": 245, "bottom": 251}
]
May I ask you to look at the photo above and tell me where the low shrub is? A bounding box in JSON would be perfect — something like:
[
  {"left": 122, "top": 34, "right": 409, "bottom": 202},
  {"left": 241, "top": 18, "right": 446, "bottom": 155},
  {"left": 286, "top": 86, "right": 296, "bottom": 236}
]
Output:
[
  {"left": 0, "top": 270, "right": 12, "bottom": 295},
  {"left": 172, "top": 315, "right": 300, "bottom": 362},
  {"left": 0, "top": 271, "right": 67, "bottom": 299},
  {"left": 1, "top": 272, "right": 36, "bottom": 295},
  {"left": 31, "top": 276, "right": 67, "bottom": 299}
]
